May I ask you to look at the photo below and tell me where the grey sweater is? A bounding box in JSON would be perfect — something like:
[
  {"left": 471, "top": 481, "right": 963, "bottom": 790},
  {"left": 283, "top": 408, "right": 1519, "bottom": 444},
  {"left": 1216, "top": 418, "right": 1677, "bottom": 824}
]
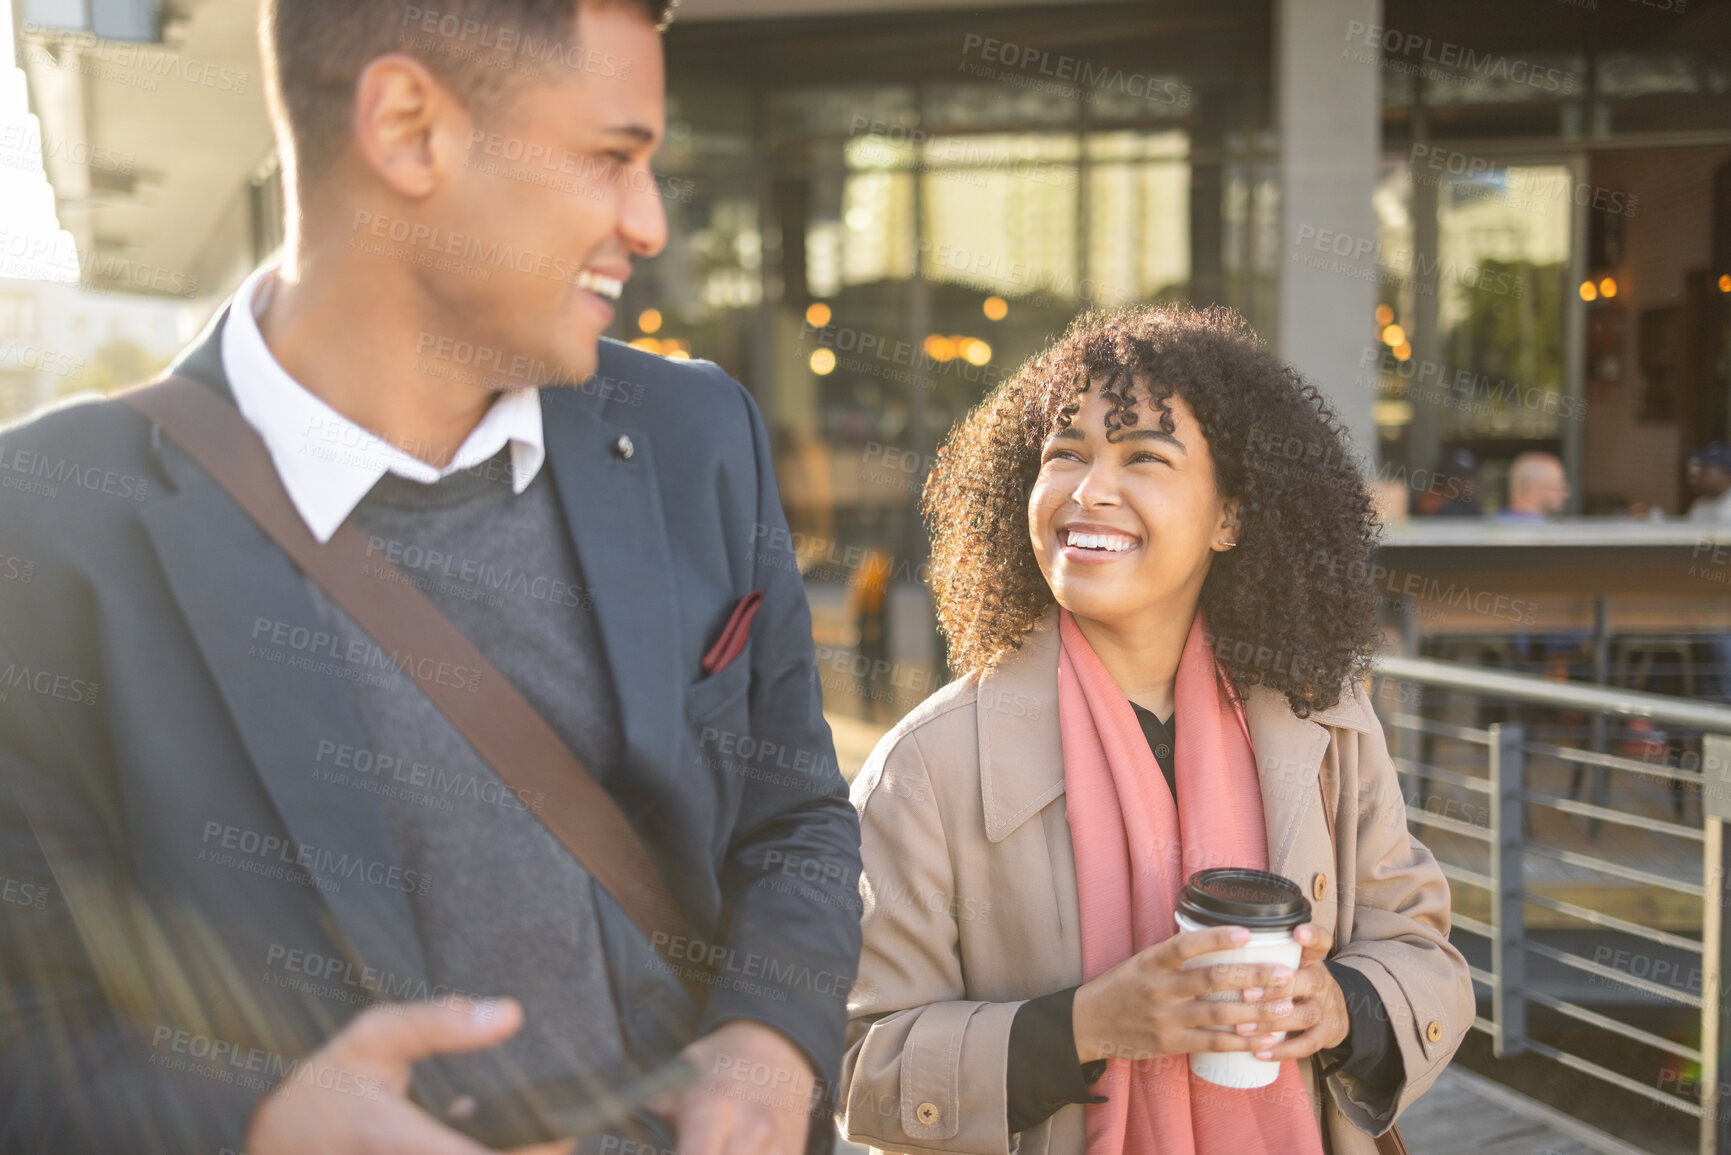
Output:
[{"left": 304, "top": 449, "right": 630, "bottom": 1100}]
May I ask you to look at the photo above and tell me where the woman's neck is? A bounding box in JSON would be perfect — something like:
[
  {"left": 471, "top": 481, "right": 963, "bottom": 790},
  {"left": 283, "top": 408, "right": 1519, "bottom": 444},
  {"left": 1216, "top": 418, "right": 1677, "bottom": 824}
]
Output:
[{"left": 1069, "top": 601, "right": 1199, "bottom": 720}]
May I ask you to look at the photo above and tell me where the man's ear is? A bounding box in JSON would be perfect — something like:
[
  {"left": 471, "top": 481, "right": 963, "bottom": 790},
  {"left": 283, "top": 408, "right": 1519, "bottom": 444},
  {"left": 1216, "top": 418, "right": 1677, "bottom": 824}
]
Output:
[{"left": 351, "top": 54, "right": 469, "bottom": 200}]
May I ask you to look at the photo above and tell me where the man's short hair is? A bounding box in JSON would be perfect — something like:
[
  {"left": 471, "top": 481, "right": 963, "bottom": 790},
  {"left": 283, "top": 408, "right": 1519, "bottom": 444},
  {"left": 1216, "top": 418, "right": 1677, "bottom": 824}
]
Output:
[{"left": 263, "top": 0, "right": 673, "bottom": 194}]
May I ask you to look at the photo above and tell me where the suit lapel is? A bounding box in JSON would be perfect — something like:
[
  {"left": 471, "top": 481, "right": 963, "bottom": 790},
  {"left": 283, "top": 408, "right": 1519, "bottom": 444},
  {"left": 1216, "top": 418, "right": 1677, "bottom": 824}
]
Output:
[
  {"left": 138, "top": 423, "right": 427, "bottom": 990},
  {"left": 540, "top": 386, "right": 683, "bottom": 787}
]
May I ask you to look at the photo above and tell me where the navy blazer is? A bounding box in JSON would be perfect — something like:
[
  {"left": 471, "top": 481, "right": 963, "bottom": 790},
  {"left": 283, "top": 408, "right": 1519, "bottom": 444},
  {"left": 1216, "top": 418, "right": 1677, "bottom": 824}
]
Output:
[{"left": 0, "top": 309, "right": 862, "bottom": 1152}]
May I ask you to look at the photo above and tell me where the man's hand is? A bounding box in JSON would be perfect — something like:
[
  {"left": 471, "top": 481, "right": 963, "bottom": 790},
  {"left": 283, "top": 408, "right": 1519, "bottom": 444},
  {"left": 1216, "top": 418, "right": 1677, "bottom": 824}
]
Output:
[
  {"left": 652, "top": 1021, "right": 818, "bottom": 1155},
  {"left": 244, "top": 995, "right": 573, "bottom": 1155}
]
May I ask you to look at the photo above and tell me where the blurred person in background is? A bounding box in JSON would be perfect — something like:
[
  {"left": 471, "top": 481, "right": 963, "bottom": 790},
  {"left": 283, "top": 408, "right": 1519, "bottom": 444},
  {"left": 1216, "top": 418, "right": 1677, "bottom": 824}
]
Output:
[
  {"left": 847, "top": 535, "right": 895, "bottom": 722},
  {"left": 1411, "top": 447, "right": 1480, "bottom": 519},
  {"left": 839, "top": 306, "right": 1472, "bottom": 1155},
  {"left": 1686, "top": 442, "right": 1731, "bottom": 524},
  {"left": 1494, "top": 451, "right": 1570, "bottom": 523},
  {"left": 0, "top": 1, "right": 861, "bottom": 1153}
]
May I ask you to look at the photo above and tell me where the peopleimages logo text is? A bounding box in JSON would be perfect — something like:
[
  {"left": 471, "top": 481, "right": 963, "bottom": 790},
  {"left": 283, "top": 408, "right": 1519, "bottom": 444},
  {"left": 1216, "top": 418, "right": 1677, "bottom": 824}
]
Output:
[
  {"left": 1343, "top": 21, "right": 1577, "bottom": 94},
  {"left": 961, "top": 34, "right": 1192, "bottom": 108}
]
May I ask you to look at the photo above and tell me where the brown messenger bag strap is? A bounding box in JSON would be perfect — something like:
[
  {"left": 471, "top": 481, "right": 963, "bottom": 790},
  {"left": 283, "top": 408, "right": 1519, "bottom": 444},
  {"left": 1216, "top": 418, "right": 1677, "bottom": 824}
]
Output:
[{"left": 121, "top": 374, "right": 696, "bottom": 963}]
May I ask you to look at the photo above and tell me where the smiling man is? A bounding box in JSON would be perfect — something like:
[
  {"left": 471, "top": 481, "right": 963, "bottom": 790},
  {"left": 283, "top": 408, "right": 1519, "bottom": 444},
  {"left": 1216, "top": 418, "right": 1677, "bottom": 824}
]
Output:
[{"left": 0, "top": 2, "right": 861, "bottom": 1154}]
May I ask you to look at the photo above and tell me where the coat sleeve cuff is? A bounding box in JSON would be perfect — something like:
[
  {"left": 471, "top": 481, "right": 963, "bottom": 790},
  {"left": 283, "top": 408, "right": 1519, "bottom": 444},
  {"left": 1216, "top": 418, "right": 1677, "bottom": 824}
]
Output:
[
  {"left": 701, "top": 985, "right": 849, "bottom": 1094},
  {"left": 846, "top": 999, "right": 1024, "bottom": 1155}
]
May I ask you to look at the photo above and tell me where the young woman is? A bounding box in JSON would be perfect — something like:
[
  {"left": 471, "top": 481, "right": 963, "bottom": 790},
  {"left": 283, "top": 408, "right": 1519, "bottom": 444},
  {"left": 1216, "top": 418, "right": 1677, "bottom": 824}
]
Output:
[{"left": 839, "top": 306, "right": 1472, "bottom": 1155}]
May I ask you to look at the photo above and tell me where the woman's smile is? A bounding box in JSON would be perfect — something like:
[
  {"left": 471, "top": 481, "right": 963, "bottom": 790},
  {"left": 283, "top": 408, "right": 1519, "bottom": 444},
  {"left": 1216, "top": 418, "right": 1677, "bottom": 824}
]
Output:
[{"left": 1056, "top": 521, "right": 1143, "bottom": 564}]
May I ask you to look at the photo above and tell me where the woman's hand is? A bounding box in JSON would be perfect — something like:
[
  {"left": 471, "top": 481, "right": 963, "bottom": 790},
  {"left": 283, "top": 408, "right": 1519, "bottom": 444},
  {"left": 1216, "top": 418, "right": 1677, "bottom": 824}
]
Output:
[
  {"left": 1229, "top": 923, "right": 1350, "bottom": 1062},
  {"left": 1071, "top": 924, "right": 1301, "bottom": 1064}
]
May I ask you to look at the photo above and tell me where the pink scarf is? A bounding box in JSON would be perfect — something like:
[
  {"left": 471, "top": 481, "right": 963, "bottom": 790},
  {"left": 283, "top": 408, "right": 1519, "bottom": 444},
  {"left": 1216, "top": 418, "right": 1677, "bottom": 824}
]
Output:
[{"left": 1058, "top": 609, "right": 1325, "bottom": 1155}]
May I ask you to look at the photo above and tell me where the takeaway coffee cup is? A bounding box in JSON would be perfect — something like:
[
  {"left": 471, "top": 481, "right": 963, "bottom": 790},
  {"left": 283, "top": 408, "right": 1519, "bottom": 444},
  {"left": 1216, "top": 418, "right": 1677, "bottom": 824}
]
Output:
[{"left": 1174, "top": 867, "right": 1310, "bottom": 1089}]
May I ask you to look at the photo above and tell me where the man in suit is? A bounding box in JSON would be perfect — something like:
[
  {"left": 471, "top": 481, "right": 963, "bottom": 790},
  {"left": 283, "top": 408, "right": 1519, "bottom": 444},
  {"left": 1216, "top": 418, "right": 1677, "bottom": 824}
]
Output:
[{"left": 0, "top": 1, "right": 862, "bottom": 1153}]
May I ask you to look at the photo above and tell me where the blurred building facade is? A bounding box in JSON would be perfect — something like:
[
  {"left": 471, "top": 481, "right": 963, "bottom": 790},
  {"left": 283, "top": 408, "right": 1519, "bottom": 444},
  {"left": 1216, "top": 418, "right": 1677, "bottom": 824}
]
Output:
[{"left": 9, "top": 0, "right": 1731, "bottom": 715}]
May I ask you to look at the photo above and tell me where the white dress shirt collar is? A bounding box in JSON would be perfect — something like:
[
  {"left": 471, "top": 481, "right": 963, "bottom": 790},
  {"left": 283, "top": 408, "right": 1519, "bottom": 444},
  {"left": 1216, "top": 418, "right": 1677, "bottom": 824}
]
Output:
[{"left": 220, "top": 262, "right": 546, "bottom": 544}]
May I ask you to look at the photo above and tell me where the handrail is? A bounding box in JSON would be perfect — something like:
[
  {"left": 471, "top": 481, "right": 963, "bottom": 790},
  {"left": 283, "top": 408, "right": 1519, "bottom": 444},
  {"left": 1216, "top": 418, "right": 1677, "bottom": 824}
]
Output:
[
  {"left": 1374, "top": 654, "right": 1731, "bottom": 731},
  {"left": 1523, "top": 740, "right": 1707, "bottom": 786},
  {"left": 1373, "top": 653, "right": 1729, "bottom": 1149}
]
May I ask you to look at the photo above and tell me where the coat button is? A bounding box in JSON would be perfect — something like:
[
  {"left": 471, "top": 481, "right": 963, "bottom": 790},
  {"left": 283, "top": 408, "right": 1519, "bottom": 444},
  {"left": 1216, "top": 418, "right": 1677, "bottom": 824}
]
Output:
[
  {"left": 915, "top": 1101, "right": 940, "bottom": 1126},
  {"left": 613, "top": 434, "right": 635, "bottom": 460},
  {"left": 1426, "top": 1020, "right": 1444, "bottom": 1043},
  {"left": 1312, "top": 873, "right": 1328, "bottom": 901}
]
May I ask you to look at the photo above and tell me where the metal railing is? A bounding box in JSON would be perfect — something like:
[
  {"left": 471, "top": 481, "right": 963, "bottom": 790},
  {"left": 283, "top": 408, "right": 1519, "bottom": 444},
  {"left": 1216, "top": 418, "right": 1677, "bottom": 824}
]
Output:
[{"left": 1370, "top": 655, "right": 1731, "bottom": 1155}]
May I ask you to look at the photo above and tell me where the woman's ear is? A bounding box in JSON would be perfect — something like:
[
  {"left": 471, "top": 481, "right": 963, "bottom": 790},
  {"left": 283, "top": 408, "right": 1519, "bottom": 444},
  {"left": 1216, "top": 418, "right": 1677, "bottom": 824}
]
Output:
[{"left": 1213, "top": 497, "right": 1242, "bottom": 553}]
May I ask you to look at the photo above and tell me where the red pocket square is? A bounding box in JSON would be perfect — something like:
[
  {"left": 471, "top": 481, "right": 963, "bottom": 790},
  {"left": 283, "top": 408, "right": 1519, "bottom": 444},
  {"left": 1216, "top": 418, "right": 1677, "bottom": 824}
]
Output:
[{"left": 701, "top": 590, "right": 763, "bottom": 676}]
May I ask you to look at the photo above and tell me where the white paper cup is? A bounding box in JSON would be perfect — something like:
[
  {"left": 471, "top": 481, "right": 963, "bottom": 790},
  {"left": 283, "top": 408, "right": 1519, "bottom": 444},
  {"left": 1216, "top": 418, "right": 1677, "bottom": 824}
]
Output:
[{"left": 1175, "top": 909, "right": 1303, "bottom": 1088}]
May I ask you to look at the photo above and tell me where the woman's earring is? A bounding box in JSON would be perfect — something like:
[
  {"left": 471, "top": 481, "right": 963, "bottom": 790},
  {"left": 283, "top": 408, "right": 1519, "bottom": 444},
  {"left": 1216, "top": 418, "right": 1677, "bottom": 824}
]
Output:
[{"left": 1219, "top": 540, "right": 1237, "bottom": 550}]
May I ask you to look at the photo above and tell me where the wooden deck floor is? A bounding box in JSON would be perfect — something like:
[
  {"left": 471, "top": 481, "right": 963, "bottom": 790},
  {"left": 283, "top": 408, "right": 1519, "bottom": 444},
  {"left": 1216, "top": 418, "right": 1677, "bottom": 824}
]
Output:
[{"left": 1398, "top": 1066, "right": 1653, "bottom": 1155}]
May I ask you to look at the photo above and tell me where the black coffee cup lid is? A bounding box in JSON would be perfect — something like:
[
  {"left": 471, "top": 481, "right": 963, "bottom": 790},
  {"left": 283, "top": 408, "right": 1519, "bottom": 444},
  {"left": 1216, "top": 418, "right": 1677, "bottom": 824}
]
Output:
[{"left": 1177, "top": 868, "right": 1310, "bottom": 930}]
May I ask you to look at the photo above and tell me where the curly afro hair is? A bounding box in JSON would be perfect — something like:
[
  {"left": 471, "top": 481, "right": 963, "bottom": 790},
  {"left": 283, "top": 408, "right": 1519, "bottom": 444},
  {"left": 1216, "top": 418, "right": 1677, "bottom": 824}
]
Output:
[{"left": 922, "top": 304, "right": 1381, "bottom": 718}]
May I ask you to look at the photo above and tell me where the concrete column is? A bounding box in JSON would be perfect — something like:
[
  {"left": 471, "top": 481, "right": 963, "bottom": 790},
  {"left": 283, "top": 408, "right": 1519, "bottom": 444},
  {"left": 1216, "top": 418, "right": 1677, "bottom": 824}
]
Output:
[{"left": 1275, "top": 0, "right": 1382, "bottom": 466}]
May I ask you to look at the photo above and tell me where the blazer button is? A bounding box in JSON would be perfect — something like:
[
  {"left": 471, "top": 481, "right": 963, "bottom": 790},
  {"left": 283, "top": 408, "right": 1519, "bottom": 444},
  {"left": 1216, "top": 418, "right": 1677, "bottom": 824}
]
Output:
[
  {"left": 1426, "top": 1020, "right": 1444, "bottom": 1043},
  {"left": 613, "top": 434, "right": 635, "bottom": 460},
  {"left": 1311, "top": 873, "right": 1328, "bottom": 902},
  {"left": 915, "top": 1101, "right": 940, "bottom": 1126}
]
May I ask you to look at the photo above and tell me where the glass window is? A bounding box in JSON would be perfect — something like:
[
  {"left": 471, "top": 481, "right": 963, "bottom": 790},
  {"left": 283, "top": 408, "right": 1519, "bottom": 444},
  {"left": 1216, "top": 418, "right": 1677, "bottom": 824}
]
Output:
[
  {"left": 652, "top": 3, "right": 1274, "bottom": 729},
  {"left": 1087, "top": 130, "right": 1191, "bottom": 307},
  {"left": 1435, "top": 162, "right": 1572, "bottom": 441},
  {"left": 0, "top": 294, "right": 38, "bottom": 340},
  {"left": 1370, "top": 156, "right": 1574, "bottom": 492}
]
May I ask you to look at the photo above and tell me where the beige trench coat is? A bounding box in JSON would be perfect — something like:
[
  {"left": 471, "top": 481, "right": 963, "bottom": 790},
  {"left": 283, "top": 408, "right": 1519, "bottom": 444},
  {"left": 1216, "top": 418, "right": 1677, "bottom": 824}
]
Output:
[{"left": 839, "top": 610, "right": 1474, "bottom": 1155}]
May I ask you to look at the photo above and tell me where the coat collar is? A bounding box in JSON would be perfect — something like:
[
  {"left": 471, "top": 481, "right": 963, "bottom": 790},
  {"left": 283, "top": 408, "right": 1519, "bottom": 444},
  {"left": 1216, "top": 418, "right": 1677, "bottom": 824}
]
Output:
[
  {"left": 977, "top": 612, "right": 1067, "bottom": 843},
  {"left": 976, "top": 607, "right": 1374, "bottom": 875}
]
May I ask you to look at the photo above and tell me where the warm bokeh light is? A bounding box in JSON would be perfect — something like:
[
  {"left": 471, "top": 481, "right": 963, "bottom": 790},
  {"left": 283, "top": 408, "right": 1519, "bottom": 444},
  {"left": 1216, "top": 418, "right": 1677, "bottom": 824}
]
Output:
[
  {"left": 1375, "top": 304, "right": 1393, "bottom": 326},
  {"left": 637, "top": 309, "right": 663, "bottom": 334},
  {"left": 1381, "top": 324, "right": 1406, "bottom": 347},
  {"left": 809, "top": 348, "right": 837, "bottom": 375},
  {"left": 983, "top": 296, "right": 1009, "bottom": 322},
  {"left": 962, "top": 339, "right": 993, "bottom": 366},
  {"left": 629, "top": 337, "right": 692, "bottom": 359},
  {"left": 1598, "top": 277, "right": 1617, "bottom": 299},
  {"left": 805, "top": 302, "right": 832, "bottom": 327},
  {"left": 1373, "top": 399, "right": 1414, "bottom": 428},
  {"left": 923, "top": 334, "right": 957, "bottom": 362},
  {"left": 1392, "top": 341, "right": 1412, "bottom": 361},
  {"left": 1579, "top": 280, "right": 1598, "bottom": 302},
  {"left": 1720, "top": 274, "right": 1731, "bottom": 293}
]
